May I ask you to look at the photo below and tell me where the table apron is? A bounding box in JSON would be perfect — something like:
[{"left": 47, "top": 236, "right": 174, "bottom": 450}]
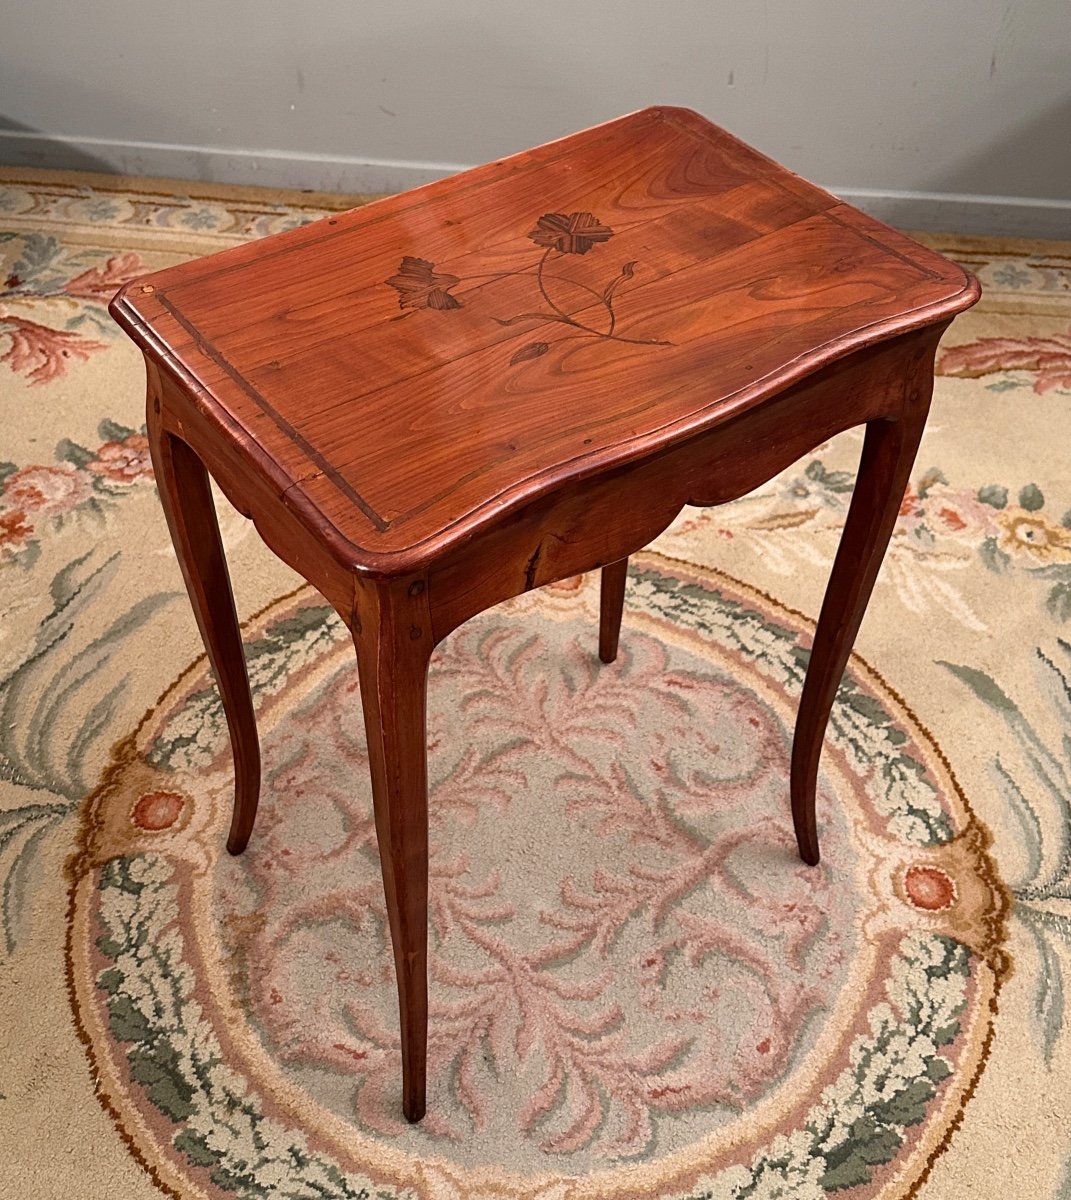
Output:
[
  {"left": 147, "top": 324, "right": 944, "bottom": 644},
  {"left": 426, "top": 326, "right": 945, "bottom": 643}
]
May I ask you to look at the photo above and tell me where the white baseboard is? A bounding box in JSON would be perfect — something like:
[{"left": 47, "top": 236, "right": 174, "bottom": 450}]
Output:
[
  {"left": 2, "top": 130, "right": 1070, "bottom": 239},
  {"left": 833, "top": 186, "right": 1071, "bottom": 240},
  {"left": 0, "top": 131, "right": 465, "bottom": 196}
]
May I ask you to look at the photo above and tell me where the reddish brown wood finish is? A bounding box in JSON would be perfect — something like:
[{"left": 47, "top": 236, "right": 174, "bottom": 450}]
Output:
[
  {"left": 145, "top": 374, "right": 261, "bottom": 855},
  {"left": 790, "top": 349, "right": 936, "bottom": 866},
  {"left": 351, "top": 577, "right": 433, "bottom": 1122},
  {"left": 110, "top": 107, "right": 980, "bottom": 1123},
  {"left": 599, "top": 559, "right": 630, "bottom": 664}
]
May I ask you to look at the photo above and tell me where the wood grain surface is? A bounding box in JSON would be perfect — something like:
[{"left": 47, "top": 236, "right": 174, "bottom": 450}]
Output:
[{"left": 111, "top": 106, "right": 978, "bottom": 575}]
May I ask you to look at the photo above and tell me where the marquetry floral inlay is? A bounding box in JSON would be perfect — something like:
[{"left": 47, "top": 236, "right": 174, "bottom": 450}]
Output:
[
  {"left": 384, "top": 211, "right": 671, "bottom": 364},
  {"left": 386, "top": 256, "right": 463, "bottom": 311},
  {"left": 528, "top": 211, "right": 614, "bottom": 255}
]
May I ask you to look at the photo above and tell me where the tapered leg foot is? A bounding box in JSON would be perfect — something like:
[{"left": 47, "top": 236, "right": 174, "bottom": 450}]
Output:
[
  {"left": 147, "top": 401, "right": 260, "bottom": 855},
  {"left": 599, "top": 557, "right": 629, "bottom": 664},
  {"left": 352, "top": 579, "right": 433, "bottom": 1123},
  {"left": 791, "top": 407, "right": 929, "bottom": 866}
]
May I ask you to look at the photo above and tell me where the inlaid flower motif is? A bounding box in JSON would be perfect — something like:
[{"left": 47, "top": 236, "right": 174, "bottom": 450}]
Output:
[
  {"left": 528, "top": 211, "right": 613, "bottom": 255},
  {"left": 385, "top": 210, "right": 666, "bottom": 355},
  {"left": 386, "top": 256, "right": 462, "bottom": 311},
  {"left": 87, "top": 434, "right": 153, "bottom": 484},
  {"left": 1, "top": 462, "right": 93, "bottom": 515}
]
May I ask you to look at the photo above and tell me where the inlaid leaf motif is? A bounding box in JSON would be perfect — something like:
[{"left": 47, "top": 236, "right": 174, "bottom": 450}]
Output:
[
  {"left": 602, "top": 261, "right": 636, "bottom": 304},
  {"left": 385, "top": 256, "right": 462, "bottom": 311},
  {"left": 510, "top": 342, "right": 550, "bottom": 365},
  {"left": 493, "top": 313, "right": 570, "bottom": 327}
]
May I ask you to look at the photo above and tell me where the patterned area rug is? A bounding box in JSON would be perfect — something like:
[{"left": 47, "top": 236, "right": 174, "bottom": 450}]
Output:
[{"left": 1, "top": 168, "right": 1069, "bottom": 1199}]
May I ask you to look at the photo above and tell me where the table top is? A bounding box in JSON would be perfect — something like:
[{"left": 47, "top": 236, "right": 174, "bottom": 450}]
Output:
[{"left": 111, "top": 107, "right": 979, "bottom": 573}]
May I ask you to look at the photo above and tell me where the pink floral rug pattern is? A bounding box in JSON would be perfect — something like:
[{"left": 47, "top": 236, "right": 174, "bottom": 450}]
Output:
[{"left": 67, "top": 558, "right": 1007, "bottom": 1199}]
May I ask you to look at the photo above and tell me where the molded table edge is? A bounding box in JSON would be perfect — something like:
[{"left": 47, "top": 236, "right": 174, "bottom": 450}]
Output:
[{"left": 110, "top": 268, "right": 979, "bottom": 579}]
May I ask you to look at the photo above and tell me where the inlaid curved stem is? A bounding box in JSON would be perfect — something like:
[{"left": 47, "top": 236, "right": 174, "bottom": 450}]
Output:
[
  {"left": 147, "top": 400, "right": 260, "bottom": 855},
  {"left": 599, "top": 557, "right": 629, "bottom": 663},
  {"left": 791, "top": 403, "right": 930, "bottom": 866}
]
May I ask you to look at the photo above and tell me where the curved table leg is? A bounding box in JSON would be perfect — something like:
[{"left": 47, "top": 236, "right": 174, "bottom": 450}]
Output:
[
  {"left": 352, "top": 579, "right": 433, "bottom": 1123},
  {"left": 599, "top": 557, "right": 629, "bottom": 663},
  {"left": 147, "top": 408, "right": 261, "bottom": 855},
  {"left": 791, "top": 407, "right": 929, "bottom": 866}
]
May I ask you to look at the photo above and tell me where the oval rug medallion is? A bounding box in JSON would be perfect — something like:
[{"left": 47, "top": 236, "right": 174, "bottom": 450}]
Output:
[{"left": 66, "top": 553, "right": 1009, "bottom": 1200}]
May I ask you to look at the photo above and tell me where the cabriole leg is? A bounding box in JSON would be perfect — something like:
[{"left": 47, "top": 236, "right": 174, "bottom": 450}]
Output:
[
  {"left": 791, "top": 400, "right": 930, "bottom": 866},
  {"left": 352, "top": 578, "right": 433, "bottom": 1122},
  {"left": 147, "top": 396, "right": 261, "bottom": 855}
]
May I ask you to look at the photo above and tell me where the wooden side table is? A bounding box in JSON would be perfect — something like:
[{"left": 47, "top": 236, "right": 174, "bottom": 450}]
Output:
[{"left": 110, "top": 107, "right": 979, "bottom": 1123}]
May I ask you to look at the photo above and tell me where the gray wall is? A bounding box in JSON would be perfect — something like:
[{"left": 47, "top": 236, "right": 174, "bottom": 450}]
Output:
[{"left": 3, "top": 0, "right": 1070, "bottom": 235}]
